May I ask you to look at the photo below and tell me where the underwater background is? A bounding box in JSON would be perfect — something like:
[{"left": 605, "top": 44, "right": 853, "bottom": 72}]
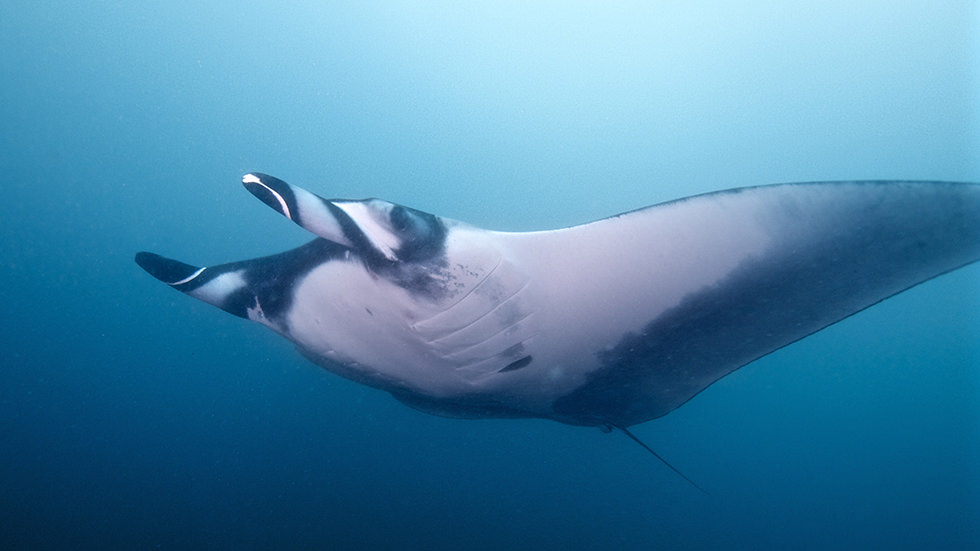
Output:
[{"left": 1, "top": 1, "right": 978, "bottom": 549}]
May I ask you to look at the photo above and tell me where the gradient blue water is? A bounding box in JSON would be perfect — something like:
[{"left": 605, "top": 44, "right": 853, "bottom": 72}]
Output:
[{"left": 2, "top": 2, "right": 978, "bottom": 549}]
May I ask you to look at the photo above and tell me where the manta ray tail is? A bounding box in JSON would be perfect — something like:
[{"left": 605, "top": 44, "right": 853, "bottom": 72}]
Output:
[{"left": 618, "top": 426, "right": 709, "bottom": 495}]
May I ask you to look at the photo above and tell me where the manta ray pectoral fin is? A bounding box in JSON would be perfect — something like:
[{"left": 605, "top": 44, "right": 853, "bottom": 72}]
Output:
[{"left": 545, "top": 181, "right": 980, "bottom": 427}]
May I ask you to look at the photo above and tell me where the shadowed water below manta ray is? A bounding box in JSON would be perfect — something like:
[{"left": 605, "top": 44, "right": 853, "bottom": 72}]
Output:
[{"left": 136, "top": 174, "right": 980, "bottom": 487}]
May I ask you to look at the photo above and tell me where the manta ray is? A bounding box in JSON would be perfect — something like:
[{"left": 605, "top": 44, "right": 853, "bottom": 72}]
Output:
[{"left": 137, "top": 174, "right": 979, "bottom": 485}]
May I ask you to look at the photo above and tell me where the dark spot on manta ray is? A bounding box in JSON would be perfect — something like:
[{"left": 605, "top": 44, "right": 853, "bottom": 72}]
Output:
[{"left": 499, "top": 355, "right": 533, "bottom": 372}]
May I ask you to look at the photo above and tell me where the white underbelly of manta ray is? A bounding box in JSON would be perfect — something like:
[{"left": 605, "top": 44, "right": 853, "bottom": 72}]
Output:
[{"left": 137, "top": 174, "right": 980, "bottom": 431}]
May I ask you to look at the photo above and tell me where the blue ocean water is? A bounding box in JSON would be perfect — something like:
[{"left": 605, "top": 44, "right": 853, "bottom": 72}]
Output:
[{"left": 1, "top": 1, "right": 978, "bottom": 549}]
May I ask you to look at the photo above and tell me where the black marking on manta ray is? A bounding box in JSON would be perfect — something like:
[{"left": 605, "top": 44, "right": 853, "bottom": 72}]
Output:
[
  {"left": 388, "top": 205, "right": 449, "bottom": 263},
  {"left": 450, "top": 341, "right": 532, "bottom": 371},
  {"left": 374, "top": 207, "right": 452, "bottom": 297},
  {"left": 234, "top": 239, "right": 353, "bottom": 321},
  {"left": 554, "top": 185, "right": 980, "bottom": 427},
  {"left": 321, "top": 201, "right": 452, "bottom": 298},
  {"left": 500, "top": 355, "right": 533, "bottom": 372},
  {"left": 554, "top": 251, "right": 818, "bottom": 426},
  {"left": 166, "top": 238, "right": 348, "bottom": 321},
  {"left": 325, "top": 200, "right": 386, "bottom": 265},
  {"left": 389, "top": 257, "right": 454, "bottom": 299},
  {"left": 424, "top": 256, "right": 505, "bottom": 320}
]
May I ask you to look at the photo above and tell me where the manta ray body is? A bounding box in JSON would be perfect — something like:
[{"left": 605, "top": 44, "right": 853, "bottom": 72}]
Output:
[{"left": 137, "top": 174, "right": 980, "bottom": 431}]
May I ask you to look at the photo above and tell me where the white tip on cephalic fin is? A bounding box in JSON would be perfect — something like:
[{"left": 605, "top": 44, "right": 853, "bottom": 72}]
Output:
[{"left": 243, "top": 173, "right": 292, "bottom": 220}]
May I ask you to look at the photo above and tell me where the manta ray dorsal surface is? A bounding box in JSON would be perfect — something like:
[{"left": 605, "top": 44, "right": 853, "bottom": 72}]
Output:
[{"left": 136, "top": 175, "right": 980, "bottom": 428}]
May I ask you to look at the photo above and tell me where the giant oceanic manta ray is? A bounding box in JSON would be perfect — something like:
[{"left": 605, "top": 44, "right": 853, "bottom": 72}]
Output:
[{"left": 136, "top": 174, "right": 980, "bottom": 487}]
